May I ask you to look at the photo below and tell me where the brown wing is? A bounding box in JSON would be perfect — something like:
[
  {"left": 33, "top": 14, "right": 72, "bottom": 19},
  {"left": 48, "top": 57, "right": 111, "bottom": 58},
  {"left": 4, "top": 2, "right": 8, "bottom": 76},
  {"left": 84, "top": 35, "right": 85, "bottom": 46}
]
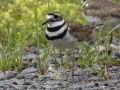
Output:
[
  {"left": 83, "top": 0, "right": 120, "bottom": 18},
  {"left": 66, "top": 20, "right": 95, "bottom": 41}
]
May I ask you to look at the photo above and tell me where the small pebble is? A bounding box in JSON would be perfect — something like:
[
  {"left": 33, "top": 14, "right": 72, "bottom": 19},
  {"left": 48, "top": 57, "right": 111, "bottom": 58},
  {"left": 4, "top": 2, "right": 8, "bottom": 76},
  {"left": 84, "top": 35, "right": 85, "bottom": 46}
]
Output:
[
  {"left": 12, "top": 81, "right": 18, "bottom": 85},
  {"left": 94, "top": 82, "right": 99, "bottom": 87},
  {"left": 20, "top": 67, "right": 39, "bottom": 74},
  {"left": 104, "top": 83, "right": 108, "bottom": 86},
  {"left": 23, "top": 81, "right": 31, "bottom": 85}
]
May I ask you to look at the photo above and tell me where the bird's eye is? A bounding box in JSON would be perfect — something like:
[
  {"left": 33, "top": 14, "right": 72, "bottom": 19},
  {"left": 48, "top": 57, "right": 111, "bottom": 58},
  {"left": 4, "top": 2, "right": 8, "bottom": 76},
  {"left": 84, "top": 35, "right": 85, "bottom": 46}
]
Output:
[{"left": 54, "top": 15, "right": 58, "bottom": 19}]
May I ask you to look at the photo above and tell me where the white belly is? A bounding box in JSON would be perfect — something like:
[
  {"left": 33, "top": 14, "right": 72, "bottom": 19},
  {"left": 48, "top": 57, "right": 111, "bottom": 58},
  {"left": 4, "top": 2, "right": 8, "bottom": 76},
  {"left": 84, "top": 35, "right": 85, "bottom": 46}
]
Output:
[
  {"left": 85, "top": 16, "right": 120, "bottom": 30},
  {"left": 48, "top": 31, "right": 80, "bottom": 50}
]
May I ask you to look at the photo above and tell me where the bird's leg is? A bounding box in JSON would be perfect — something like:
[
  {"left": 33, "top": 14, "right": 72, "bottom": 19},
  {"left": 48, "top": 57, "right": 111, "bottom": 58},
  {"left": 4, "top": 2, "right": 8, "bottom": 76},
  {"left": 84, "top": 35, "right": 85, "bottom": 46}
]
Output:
[
  {"left": 57, "top": 50, "right": 63, "bottom": 79},
  {"left": 68, "top": 50, "right": 74, "bottom": 80},
  {"left": 59, "top": 50, "right": 63, "bottom": 70},
  {"left": 101, "top": 30, "right": 105, "bottom": 44},
  {"left": 109, "top": 32, "right": 113, "bottom": 45}
]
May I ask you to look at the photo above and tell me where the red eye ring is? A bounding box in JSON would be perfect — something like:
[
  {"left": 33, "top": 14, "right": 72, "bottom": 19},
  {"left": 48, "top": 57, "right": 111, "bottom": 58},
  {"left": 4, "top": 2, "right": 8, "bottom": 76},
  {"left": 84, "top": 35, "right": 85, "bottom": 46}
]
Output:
[{"left": 54, "top": 15, "right": 58, "bottom": 19}]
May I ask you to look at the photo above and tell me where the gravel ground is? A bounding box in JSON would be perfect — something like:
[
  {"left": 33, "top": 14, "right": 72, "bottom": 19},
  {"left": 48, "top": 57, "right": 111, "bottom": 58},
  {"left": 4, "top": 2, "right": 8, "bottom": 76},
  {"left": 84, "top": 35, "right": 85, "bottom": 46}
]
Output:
[{"left": 0, "top": 38, "right": 120, "bottom": 90}]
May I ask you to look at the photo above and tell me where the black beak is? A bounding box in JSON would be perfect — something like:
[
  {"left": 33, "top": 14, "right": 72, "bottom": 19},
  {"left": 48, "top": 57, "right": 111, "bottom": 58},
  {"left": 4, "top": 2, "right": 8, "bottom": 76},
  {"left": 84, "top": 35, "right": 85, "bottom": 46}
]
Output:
[
  {"left": 42, "top": 20, "right": 49, "bottom": 25},
  {"left": 42, "top": 19, "right": 54, "bottom": 25}
]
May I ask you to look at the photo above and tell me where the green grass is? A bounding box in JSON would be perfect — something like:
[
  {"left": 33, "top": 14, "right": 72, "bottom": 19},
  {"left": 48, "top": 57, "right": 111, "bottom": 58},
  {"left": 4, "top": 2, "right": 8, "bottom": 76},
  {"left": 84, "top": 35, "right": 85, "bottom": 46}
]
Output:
[{"left": 0, "top": 0, "right": 119, "bottom": 75}]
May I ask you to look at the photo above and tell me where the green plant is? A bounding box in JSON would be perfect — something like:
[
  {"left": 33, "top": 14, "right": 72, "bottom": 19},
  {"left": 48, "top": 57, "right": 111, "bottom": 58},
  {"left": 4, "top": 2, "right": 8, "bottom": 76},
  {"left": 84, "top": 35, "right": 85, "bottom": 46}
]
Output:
[
  {"left": 36, "top": 44, "right": 52, "bottom": 75},
  {"left": 0, "top": 0, "right": 119, "bottom": 72}
]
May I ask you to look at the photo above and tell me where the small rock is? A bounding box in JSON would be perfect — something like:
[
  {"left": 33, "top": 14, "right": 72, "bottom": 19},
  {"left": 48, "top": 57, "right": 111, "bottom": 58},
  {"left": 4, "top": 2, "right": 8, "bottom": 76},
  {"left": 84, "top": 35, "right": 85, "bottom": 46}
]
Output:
[
  {"left": 110, "top": 44, "right": 118, "bottom": 50},
  {"left": 23, "top": 61, "right": 28, "bottom": 67},
  {"left": 111, "top": 80, "right": 118, "bottom": 84},
  {"left": 22, "top": 53, "right": 36, "bottom": 60},
  {"left": 114, "top": 50, "right": 120, "bottom": 59},
  {"left": 85, "top": 82, "right": 95, "bottom": 88},
  {"left": 45, "top": 80, "right": 61, "bottom": 86},
  {"left": 42, "top": 85, "right": 53, "bottom": 89},
  {"left": 18, "top": 85, "right": 28, "bottom": 90},
  {"left": 108, "top": 87, "right": 117, "bottom": 90},
  {"left": 45, "top": 72, "right": 56, "bottom": 78},
  {"left": 110, "top": 72, "right": 120, "bottom": 80},
  {"left": 30, "top": 83, "right": 39, "bottom": 89},
  {"left": 73, "top": 76, "right": 83, "bottom": 82},
  {"left": 72, "top": 84, "right": 82, "bottom": 90},
  {"left": 27, "top": 85, "right": 37, "bottom": 90},
  {"left": 47, "top": 67, "right": 57, "bottom": 73},
  {"left": 104, "top": 83, "right": 108, "bottom": 86},
  {"left": 117, "top": 83, "right": 120, "bottom": 88},
  {"left": 88, "top": 40, "right": 95, "bottom": 46},
  {"left": 0, "top": 85, "right": 5, "bottom": 89},
  {"left": 91, "top": 45, "right": 105, "bottom": 53},
  {"left": 37, "top": 75, "right": 48, "bottom": 81},
  {"left": 52, "top": 85, "right": 59, "bottom": 88},
  {"left": 4, "top": 84, "right": 17, "bottom": 90},
  {"left": 5, "top": 71, "right": 18, "bottom": 79},
  {"left": 25, "top": 73, "right": 38, "bottom": 80},
  {"left": 111, "top": 66, "right": 118, "bottom": 71},
  {"left": 16, "top": 74, "right": 25, "bottom": 79},
  {"left": 30, "top": 60, "right": 38, "bottom": 68},
  {"left": 91, "top": 87, "right": 103, "bottom": 90},
  {"left": 87, "top": 76, "right": 102, "bottom": 82},
  {"left": 91, "top": 72, "right": 98, "bottom": 76},
  {"left": 0, "top": 71, "right": 7, "bottom": 80},
  {"left": 12, "top": 81, "right": 18, "bottom": 85},
  {"left": 11, "top": 78, "right": 24, "bottom": 85},
  {"left": 94, "top": 82, "right": 99, "bottom": 87},
  {"left": 74, "top": 68, "right": 83, "bottom": 76},
  {"left": 20, "top": 67, "right": 39, "bottom": 74},
  {"left": 23, "top": 81, "right": 31, "bottom": 85}
]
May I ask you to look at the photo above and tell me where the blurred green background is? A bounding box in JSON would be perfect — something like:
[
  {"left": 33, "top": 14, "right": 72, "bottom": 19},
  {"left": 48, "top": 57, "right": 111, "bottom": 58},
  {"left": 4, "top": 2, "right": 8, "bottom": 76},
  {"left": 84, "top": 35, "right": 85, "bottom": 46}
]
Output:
[{"left": 0, "top": 0, "right": 120, "bottom": 44}]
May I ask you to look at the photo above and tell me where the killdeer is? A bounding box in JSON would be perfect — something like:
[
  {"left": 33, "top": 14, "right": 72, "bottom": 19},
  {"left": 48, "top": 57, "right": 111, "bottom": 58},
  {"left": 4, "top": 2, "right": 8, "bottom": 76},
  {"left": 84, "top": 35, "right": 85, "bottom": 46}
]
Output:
[
  {"left": 82, "top": 0, "right": 120, "bottom": 44},
  {"left": 42, "top": 12, "right": 99, "bottom": 80}
]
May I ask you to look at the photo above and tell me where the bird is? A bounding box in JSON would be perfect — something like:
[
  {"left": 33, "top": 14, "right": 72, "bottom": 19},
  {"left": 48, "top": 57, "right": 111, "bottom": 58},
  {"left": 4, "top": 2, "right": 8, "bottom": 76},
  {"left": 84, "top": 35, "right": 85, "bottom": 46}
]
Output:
[
  {"left": 42, "top": 12, "right": 100, "bottom": 80},
  {"left": 82, "top": 0, "right": 120, "bottom": 45}
]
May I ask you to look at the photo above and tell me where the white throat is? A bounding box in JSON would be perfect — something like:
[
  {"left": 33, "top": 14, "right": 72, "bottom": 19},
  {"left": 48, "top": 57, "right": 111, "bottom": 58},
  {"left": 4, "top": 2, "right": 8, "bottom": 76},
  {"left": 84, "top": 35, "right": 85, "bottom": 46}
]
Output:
[{"left": 48, "top": 19, "right": 65, "bottom": 28}]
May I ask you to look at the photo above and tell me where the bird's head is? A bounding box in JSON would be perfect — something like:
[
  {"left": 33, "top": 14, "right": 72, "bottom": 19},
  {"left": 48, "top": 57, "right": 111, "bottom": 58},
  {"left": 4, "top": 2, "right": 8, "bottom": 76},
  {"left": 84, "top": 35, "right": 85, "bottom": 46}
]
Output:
[{"left": 42, "top": 12, "right": 63, "bottom": 25}]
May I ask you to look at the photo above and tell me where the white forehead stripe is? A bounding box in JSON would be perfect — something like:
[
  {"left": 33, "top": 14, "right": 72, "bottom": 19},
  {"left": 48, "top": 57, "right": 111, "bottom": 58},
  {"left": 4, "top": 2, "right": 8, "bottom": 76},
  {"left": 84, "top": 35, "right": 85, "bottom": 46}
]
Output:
[
  {"left": 54, "top": 13, "right": 60, "bottom": 16},
  {"left": 46, "top": 15, "right": 53, "bottom": 19}
]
